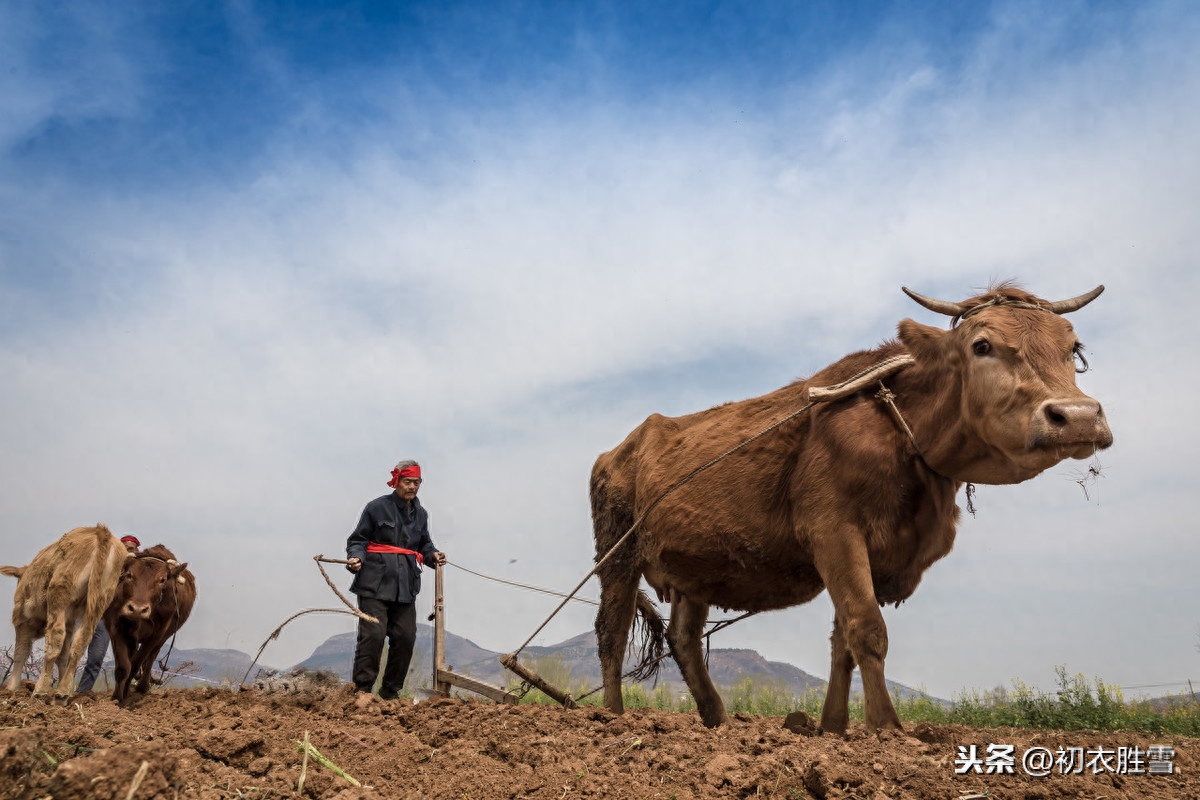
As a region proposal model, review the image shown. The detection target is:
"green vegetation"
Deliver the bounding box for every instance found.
[506,658,1200,736]
[946,665,1200,736]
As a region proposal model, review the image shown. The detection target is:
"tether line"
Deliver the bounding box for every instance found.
[509,400,817,659]
[447,560,599,606]
[508,354,916,662]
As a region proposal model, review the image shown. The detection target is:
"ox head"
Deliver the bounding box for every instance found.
[898,283,1113,484]
[116,554,189,621]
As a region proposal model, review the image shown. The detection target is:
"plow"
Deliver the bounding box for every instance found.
[244,352,922,708]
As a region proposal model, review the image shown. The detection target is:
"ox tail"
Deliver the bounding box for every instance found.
[625,590,667,683]
[591,459,667,683]
[0,565,25,580]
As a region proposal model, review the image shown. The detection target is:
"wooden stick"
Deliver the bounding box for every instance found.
[500,653,577,709]
[807,354,914,402]
[433,564,449,695]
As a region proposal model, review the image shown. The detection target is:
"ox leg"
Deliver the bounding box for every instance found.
[595,573,640,716]
[667,595,725,727]
[110,628,134,704]
[127,634,169,705]
[814,528,902,735]
[819,613,856,734]
[51,619,83,700]
[34,613,68,698]
[7,621,37,692]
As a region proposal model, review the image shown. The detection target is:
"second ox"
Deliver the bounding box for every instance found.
[105,544,197,706]
[591,283,1113,734]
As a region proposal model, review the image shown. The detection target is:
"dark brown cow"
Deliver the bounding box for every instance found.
[591,283,1113,733]
[3,525,126,700]
[104,544,196,706]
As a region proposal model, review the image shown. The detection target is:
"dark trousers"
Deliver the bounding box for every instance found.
[352,596,418,697]
[76,625,110,692]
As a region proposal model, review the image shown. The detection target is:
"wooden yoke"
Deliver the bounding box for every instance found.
[429,563,518,704]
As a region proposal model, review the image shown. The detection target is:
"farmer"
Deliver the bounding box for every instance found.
[345,459,446,698]
[76,534,141,692]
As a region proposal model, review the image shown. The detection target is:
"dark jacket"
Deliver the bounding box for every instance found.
[346,493,438,603]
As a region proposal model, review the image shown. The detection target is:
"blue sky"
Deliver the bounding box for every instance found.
[2,0,1198,702]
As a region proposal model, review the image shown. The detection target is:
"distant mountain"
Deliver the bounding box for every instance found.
[168,647,278,686]
[292,625,500,684]
[290,625,937,704]
[84,628,939,704]
[79,648,280,692]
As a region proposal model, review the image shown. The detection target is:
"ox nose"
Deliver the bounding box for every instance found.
[1029,398,1114,450]
[123,600,152,620]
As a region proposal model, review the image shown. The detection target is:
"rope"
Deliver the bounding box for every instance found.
[509,398,820,661]
[874,382,919,452]
[312,556,380,623]
[444,559,758,630]
[569,612,760,703]
[446,560,599,607]
[878,378,978,515]
[239,607,365,686]
[509,354,919,662]
[238,556,381,686]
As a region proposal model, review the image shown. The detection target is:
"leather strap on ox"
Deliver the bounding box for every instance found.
[366,542,425,569]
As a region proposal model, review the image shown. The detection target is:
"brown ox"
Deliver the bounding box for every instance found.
[104,544,196,706]
[2,525,127,700]
[591,284,1113,733]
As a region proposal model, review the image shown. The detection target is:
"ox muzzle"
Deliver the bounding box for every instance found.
[121,599,154,621]
[1027,397,1113,453]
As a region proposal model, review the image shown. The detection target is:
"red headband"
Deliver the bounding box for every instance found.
[120,536,140,547]
[387,464,422,487]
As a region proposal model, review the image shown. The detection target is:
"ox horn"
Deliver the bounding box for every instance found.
[901,287,966,317]
[166,559,179,567]
[1047,285,1104,314]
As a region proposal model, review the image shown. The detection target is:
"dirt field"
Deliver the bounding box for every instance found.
[1,684,1196,799]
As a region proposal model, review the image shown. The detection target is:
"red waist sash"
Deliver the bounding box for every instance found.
[365,542,424,568]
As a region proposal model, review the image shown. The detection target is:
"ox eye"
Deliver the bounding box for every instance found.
[972,339,991,356]
[1073,343,1090,374]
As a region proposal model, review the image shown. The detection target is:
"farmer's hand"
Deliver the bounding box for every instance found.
[346,557,362,573]
[432,551,447,566]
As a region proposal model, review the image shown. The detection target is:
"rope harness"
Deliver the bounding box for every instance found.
[510,354,926,665]
[255,354,946,695]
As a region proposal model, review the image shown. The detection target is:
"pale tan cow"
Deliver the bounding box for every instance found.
[2,524,127,700]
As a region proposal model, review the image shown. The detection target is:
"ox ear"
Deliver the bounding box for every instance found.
[168,561,189,578]
[897,318,946,362]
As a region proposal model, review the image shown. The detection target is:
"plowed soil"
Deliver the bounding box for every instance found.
[1,684,1195,799]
